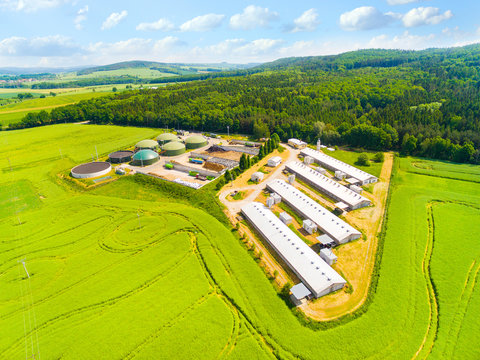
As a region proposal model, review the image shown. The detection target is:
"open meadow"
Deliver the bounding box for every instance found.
[0,124,479,359]
[0,91,114,128]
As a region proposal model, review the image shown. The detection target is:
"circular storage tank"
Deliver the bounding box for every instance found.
[185,135,207,149]
[135,139,158,150]
[71,162,111,179]
[162,141,186,156]
[108,150,134,163]
[132,149,159,166]
[156,133,178,145]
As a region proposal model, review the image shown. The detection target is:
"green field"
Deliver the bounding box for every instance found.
[57,68,177,80]
[320,147,384,178]
[1,124,479,359]
[0,91,114,128]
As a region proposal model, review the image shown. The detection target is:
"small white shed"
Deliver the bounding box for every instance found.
[272,193,282,204]
[251,172,264,182]
[304,156,314,165]
[316,167,326,175]
[335,171,346,180]
[302,219,317,234]
[268,156,282,167]
[290,283,312,306]
[279,212,292,225]
[266,197,275,208]
[288,174,296,184]
[320,248,338,265]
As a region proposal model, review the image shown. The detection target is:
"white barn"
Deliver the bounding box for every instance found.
[285,162,371,210]
[241,202,346,298]
[268,156,282,167]
[251,172,264,182]
[266,179,362,244]
[301,147,378,185]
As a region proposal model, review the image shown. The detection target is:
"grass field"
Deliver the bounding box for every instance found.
[1,124,479,359]
[57,68,177,80]
[0,91,114,128]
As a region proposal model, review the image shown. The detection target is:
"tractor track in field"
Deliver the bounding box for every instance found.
[1,246,194,358]
[412,203,440,360]
[442,259,480,358]
[0,226,192,321]
[413,200,480,360]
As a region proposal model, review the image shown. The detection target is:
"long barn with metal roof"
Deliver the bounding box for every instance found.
[285,161,371,210]
[301,148,378,185]
[266,179,361,244]
[241,202,346,298]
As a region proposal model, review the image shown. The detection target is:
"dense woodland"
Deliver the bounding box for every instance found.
[10,44,480,163]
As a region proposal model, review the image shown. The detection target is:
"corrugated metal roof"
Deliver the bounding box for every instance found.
[301,148,377,183]
[241,202,346,297]
[285,161,371,209]
[267,179,361,244]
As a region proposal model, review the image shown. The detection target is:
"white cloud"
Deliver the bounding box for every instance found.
[0,0,72,12]
[101,10,128,30]
[0,35,83,56]
[340,6,396,31]
[74,5,88,30]
[290,8,319,33]
[402,7,453,27]
[386,0,419,5]
[230,5,278,30]
[368,31,435,49]
[136,18,174,32]
[180,13,225,32]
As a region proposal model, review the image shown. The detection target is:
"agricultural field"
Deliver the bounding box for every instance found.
[0,90,115,128]
[57,68,177,80]
[0,124,479,359]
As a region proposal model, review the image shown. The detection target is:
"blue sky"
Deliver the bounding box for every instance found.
[0,0,478,67]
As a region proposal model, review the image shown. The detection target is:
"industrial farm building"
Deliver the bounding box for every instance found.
[156,133,179,145]
[288,138,307,149]
[108,150,134,163]
[185,135,208,149]
[267,179,362,244]
[135,139,159,151]
[71,162,111,179]
[301,148,378,185]
[162,141,186,156]
[132,149,159,166]
[241,202,346,299]
[285,162,371,210]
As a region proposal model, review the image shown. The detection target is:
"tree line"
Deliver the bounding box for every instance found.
[8,45,480,164]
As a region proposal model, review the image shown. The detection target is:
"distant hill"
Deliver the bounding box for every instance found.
[0,66,89,75]
[77,61,258,76]
[257,44,480,71]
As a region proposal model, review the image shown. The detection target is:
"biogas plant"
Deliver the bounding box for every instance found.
[69,131,259,188]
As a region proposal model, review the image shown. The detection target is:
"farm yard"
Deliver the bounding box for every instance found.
[0,124,479,359]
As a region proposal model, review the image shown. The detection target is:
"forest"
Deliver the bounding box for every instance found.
[9,44,480,164]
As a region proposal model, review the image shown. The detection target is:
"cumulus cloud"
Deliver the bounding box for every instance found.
[74,5,88,30]
[0,0,72,12]
[402,7,453,27]
[101,10,128,30]
[136,18,174,31]
[230,5,278,30]
[340,6,396,31]
[368,31,435,49]
[290,8,319,33]
[0,35,83,56]
[180,13,225,32]
[386,0,419,5]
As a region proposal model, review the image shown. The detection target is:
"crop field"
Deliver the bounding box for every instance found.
[57,68,178,80]
[1,124,479,359]
[0,91,113,128]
